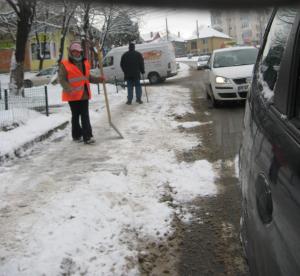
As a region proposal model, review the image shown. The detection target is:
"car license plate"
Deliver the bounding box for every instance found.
[238,84,249,91]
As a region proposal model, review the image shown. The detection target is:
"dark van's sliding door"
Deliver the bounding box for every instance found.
[244,8,300,276]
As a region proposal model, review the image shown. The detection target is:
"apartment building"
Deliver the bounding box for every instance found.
[211,10,271,45]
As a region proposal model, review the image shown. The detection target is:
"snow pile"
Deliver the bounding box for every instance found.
[235,154,239,178]
[172,121,213,129]
[0,109,68,157]
[176,56,200,62]
[0,108,33,129]
[1,171,172,275]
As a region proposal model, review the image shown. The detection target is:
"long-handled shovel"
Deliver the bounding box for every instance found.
[96,45,124,139]
[142,74,149,103]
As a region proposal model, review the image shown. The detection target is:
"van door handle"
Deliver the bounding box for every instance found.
[111,67,115,70]
[255,173,273,224]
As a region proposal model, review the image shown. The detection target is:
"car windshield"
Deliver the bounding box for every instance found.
[213,48,258,68]
[198,55,210,61]
[37,67,56,76]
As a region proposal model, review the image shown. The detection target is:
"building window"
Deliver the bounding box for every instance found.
[31,42,51,60]
[202,39,207,44]
[191,40,197,50]
[242,29,253,43]
[242,22,250,28]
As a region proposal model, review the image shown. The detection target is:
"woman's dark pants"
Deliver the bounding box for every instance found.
[68,100,93,142]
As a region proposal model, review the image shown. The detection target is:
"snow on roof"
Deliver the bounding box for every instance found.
[188,26,231,40]
[141,31,186,43]
[158,32,186,42]
[140,33,155,42]
[140,32,161,42]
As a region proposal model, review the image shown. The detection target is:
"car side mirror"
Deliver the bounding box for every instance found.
[203,64,210,70]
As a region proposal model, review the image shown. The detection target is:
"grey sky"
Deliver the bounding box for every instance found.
[139,8,211,39]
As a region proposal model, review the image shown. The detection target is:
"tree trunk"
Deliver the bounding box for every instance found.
[57,31,67,64]
[8,0,36,95]
[10,17,30,95]
[57,4,74,64]
[38,31,48,71]
[39,11,48,71]
[9,51,24,96]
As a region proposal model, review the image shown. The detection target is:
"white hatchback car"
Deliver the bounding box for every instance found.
[24,67,57,88]
[205,46,258,107]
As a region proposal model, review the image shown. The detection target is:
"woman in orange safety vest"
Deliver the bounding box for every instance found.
[59,41,105,145]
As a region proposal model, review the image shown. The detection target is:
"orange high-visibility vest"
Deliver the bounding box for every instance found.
[61,59,91,102]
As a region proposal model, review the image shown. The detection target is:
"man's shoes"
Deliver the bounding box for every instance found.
[84,137,96,145]
[126,101,132,105]
[73,137,83,143]
[136,99,143,104]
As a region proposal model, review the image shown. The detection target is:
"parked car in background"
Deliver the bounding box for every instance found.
[240,7,300,276]
[204,46,258,107]
[24,67,57,88]
[197,54,210,70]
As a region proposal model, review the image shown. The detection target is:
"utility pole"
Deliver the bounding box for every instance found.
[196,20,200,55]
[166,17,169,41]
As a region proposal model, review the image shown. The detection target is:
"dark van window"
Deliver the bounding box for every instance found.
[256,8,297,102]
[103,56,114,67]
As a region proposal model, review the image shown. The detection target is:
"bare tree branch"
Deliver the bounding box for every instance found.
[6,0,20,17]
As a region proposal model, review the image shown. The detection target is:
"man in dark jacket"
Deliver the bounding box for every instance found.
[120,43,145,104]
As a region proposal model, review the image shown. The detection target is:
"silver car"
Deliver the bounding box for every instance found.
[24,67,57,88]
[197,55,210,70]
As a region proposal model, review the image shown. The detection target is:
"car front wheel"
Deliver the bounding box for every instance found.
[207,86,221,108]
[24,80,33,88]
[212,95,221,108]
[148,72,160,84]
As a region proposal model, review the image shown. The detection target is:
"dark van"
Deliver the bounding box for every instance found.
[239,7,300,276]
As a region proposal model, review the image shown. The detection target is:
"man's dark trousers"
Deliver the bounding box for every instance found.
[127,79,142,102]
[68,100,93,141]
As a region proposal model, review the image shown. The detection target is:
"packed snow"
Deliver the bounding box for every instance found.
[0,63,217,275]
[172,121,213,129]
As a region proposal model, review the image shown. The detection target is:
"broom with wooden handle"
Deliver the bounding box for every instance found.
[96,44,124,139]
[142,74,149,103]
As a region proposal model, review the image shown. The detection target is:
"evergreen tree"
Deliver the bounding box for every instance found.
[105,11,140,48]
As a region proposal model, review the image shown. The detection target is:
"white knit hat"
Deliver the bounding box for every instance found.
[69,41,83,52]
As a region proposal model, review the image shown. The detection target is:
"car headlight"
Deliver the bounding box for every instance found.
[246,77,252,83]
[215,76,231,84]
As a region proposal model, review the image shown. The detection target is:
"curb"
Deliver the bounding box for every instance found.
[0,121,69,163]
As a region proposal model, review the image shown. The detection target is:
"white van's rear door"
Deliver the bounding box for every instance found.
[166,43,178,77]
[102,55,117,83]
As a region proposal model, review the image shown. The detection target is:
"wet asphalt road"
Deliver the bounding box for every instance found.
[163,67,250,276]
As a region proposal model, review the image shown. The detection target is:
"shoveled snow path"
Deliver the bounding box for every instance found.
[0,72,216,275]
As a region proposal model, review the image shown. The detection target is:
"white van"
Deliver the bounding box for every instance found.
[101,41,177,84]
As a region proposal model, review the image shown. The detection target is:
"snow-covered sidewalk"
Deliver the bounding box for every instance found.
[0,64,217,275]
[0,80,115,159]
